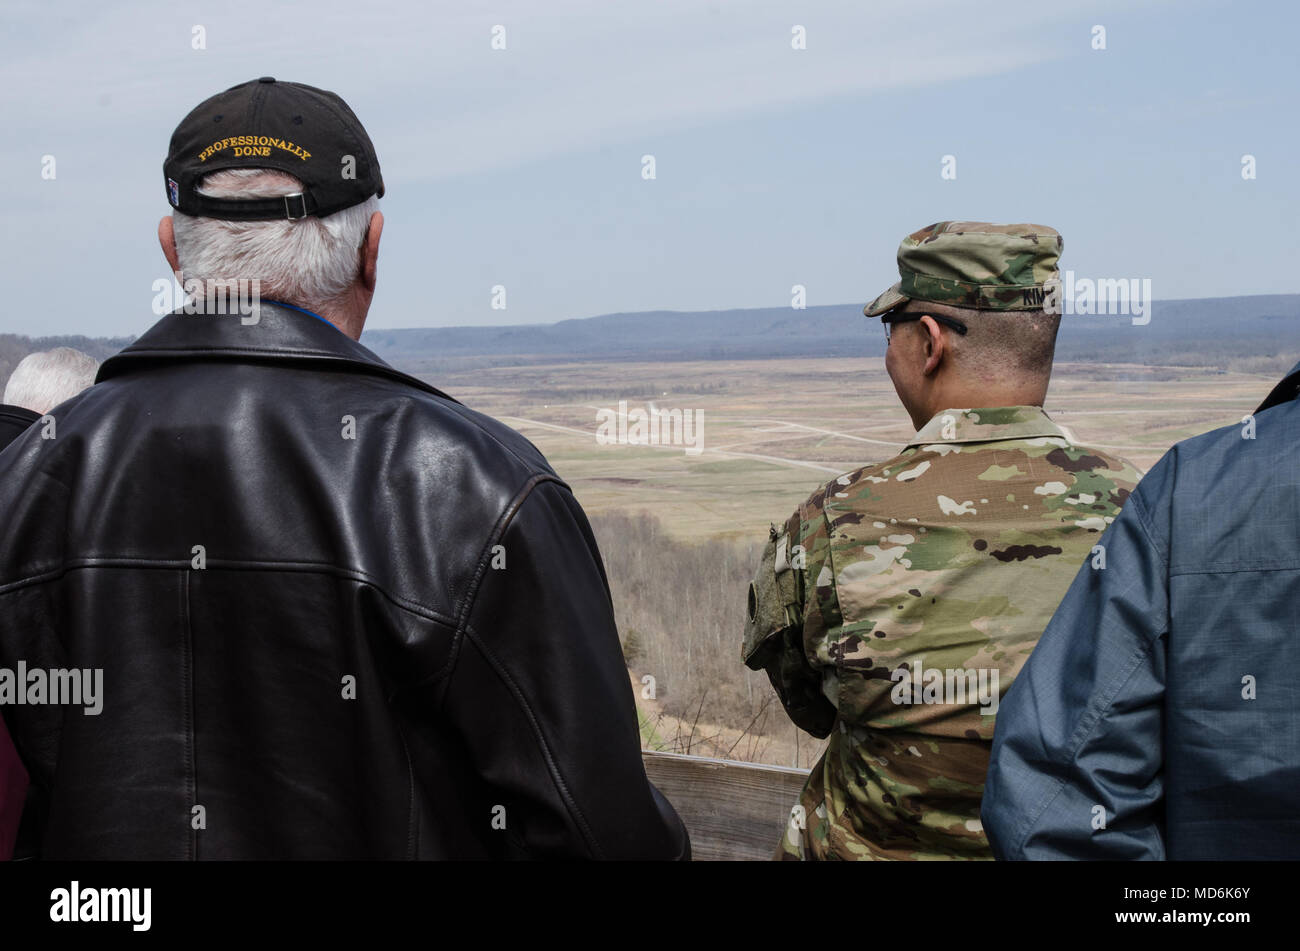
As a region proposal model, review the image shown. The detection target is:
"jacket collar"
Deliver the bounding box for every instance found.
[98,301,458,404]
[0,404,41,427]
[907,405,1069,449]
[1255,359,1300,414]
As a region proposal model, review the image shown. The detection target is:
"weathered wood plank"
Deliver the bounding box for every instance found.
[642,749,808,861]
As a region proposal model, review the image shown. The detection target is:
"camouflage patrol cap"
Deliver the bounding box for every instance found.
[864,221,1063,317]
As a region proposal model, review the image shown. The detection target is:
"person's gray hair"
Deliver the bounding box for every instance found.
[170,168,379,314]
[4,347,101,415]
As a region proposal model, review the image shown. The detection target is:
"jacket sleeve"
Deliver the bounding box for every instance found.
[983,453,1174,860]
[441,476,690,860]
[742,514,836,739]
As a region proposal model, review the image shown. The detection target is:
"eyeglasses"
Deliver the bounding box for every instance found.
[881,311,969,344]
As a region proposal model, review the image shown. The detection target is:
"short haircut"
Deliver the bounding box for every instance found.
[171,169,379,315]
[4,347,100,415]
[895,299,1061,379]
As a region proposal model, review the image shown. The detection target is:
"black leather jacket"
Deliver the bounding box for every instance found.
[0,405,39,450]
[0,303,688,860]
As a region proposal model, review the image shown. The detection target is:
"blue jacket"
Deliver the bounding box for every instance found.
[983,362,1300,860]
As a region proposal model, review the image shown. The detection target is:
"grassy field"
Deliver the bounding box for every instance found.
[433,357,1271,541]
[416,357,1277,768]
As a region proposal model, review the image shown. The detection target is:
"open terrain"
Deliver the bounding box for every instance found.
[5,297,1294,770]
[426,357,1274,542]
[410,356,1279,768]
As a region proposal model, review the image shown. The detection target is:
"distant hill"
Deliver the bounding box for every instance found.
[360,294,1300,373]
[4,295,1296,386]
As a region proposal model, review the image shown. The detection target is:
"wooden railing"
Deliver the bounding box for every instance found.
[641,749,808,861]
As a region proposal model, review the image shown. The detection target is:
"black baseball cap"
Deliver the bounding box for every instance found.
[163,77,384,221]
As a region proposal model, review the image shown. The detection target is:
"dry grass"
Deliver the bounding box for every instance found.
[589,511,772,732]
[591,510,827,769]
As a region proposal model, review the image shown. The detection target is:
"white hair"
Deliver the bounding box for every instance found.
[4,347,101,415]
[170,168,379,314]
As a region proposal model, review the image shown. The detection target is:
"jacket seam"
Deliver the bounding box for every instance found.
[1008,635,1160,859]
[905,429,1069,450]
[815,495,850,718]
[1168,562,1300,576]
[396,721,418,860]
[0,409,40,426]
[182,569,197,862]
[101,347,460,405]
[454,473,564,629]
[117,344,356,358]
[460,625,605,859]
[420,474,570,689]
[0,560,459,630]
[1125,487,1169,577]
[428,476,605,856]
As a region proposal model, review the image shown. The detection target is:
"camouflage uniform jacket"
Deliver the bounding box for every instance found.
[742,406,1141,860]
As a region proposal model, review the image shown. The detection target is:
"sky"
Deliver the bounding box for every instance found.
[1,0,1296,337]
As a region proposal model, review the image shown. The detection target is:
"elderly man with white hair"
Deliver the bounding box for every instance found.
[0,78,687,861]
[3,347,100,418]
[0,346,98,858]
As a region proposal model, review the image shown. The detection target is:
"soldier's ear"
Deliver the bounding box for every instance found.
[920,315,946,376]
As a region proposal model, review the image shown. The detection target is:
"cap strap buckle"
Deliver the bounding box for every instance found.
[283,193,308,220]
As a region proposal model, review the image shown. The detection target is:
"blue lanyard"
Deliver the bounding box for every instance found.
[262,299,337,331]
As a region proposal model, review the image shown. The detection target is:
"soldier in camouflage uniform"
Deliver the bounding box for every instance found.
[742,222,1141,860]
